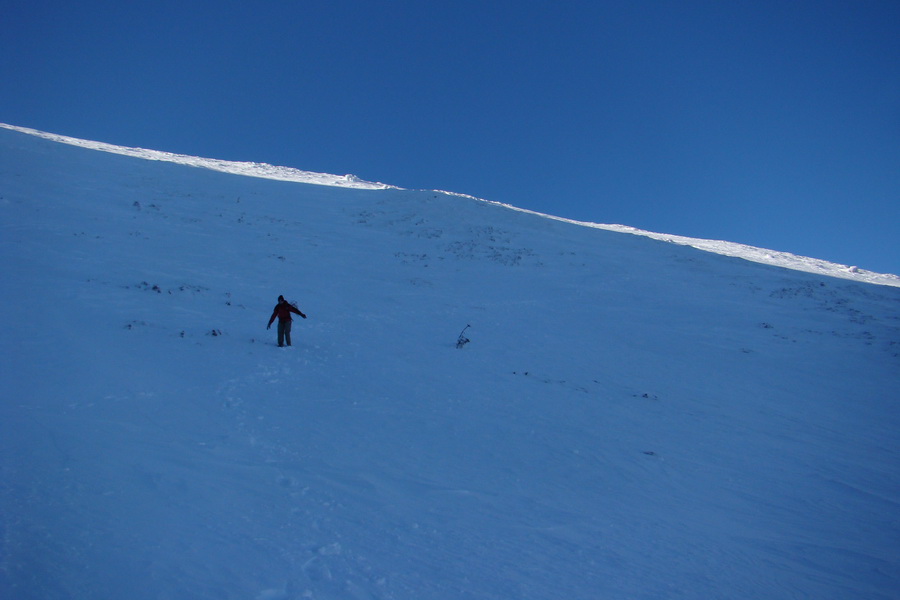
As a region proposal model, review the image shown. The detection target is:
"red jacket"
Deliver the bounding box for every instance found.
[268,300,305,326]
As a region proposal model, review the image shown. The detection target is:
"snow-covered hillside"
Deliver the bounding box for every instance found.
[1,125,899,600]
[3,122,897,288]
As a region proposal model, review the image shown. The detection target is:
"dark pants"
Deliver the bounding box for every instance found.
[277,320,292,346]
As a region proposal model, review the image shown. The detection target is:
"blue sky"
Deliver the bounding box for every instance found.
[4,0,898,274]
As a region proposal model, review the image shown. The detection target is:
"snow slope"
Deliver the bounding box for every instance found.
[1,125,899,600]
[3,122,897,288]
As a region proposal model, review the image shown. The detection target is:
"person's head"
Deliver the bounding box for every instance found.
[278,295,285,303]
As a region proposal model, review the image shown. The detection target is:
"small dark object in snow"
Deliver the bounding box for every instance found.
[456,324,471,349]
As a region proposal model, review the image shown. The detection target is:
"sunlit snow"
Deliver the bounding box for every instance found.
[4,123,897,287]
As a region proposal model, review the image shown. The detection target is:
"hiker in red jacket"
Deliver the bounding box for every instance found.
[267,295,307,347]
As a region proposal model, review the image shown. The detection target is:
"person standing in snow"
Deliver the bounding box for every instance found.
[267,295,307,347]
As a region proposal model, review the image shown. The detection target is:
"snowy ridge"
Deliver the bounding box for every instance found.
[463,195,900,288]
[0,123,396,190]
[5,123,897,286]
[581,223,900,288]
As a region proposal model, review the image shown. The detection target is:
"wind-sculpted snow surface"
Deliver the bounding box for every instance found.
[1,126,899,600]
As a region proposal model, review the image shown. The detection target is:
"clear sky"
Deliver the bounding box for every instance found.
[4,0,898,274]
